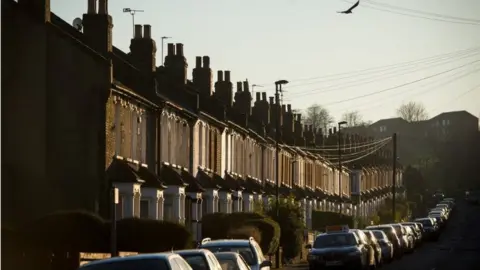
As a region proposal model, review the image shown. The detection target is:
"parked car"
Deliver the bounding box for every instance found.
[350,229,377,268]
[362,230,384,266]
[365,225,403,259]
[79,253,193,270]
[214,252,251,270]
[176,249,223,270]
[199,238,271,270]
[306,226,372,270]
[386,224,413,253]
[414,217,439,241]
[402,226,416,250]
[369,230,394,263]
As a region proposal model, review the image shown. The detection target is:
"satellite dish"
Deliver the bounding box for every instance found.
[73,18,83,31]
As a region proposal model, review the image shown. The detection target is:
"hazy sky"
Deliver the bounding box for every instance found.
[51,0,480,123]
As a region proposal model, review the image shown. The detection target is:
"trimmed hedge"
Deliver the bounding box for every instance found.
[311,211,355,231]
[227,225,262,243]
[201,212,281,255]
[114,218,193,252]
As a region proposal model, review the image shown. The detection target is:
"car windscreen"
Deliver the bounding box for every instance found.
[313,233,357,248]
[372,231,386,240]
[81,259,169,270]
[373,227,396,241]
[180,254,209,270]
[202,246,256,266]
[416,219,433,226]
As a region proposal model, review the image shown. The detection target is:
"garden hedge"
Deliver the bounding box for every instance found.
[311,211,355,231]
[201,212,280,255]
[114,218,193,252]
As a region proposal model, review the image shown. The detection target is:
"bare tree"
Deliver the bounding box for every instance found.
[341,111,364,127]
[396,101,429,122]
[304,104,334,133]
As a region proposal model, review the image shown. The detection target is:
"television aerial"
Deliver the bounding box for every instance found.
[72,18,83,32]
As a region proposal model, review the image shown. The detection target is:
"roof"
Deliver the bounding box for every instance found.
[371,117,408,126]
[80,253,179,268]
[429,110,478,120]
[200,239,252,246]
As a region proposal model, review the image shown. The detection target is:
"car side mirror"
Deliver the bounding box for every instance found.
[260,261,272,268]
[305,244,312,249]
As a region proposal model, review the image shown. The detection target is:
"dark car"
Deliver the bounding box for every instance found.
[306,231,371,270]
[365,225,403,259]
[362,230,383,266]
[414,218,440,241]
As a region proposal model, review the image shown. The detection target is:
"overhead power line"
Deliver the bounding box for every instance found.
[291,50,480,98]
[274,46,480,89]
[364,0,480,24]
[335,63,480,114]
[297,137,391,152]
[342,140,391,164]
[340,0,480,26]
[430,83,480,113]
[319,58,480,106]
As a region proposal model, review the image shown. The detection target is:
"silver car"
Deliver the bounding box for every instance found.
[79,253,192,270]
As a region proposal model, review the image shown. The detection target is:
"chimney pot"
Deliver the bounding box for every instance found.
[225,71,231,82]
[309,125,313,131]
[167,43,175,56]
[217,71,224,82]
[287,104,292,112]
[236,82,243,92]
[243,81,249,92]
[333,127,337,133]
[269,97,274,104]
[176,43,184,56]
[203,56,210,68]
[281,104,286,112]
[98,0,107,14]
[262,92,267,101]
[143,25,151,38]
[304,124,308,131]
[318,128,323,135]
[195,57,202,68]
[87,0,97,14]
[297,114,302,121]
[134,25,143,39]
[329,128,333,135]
[256,92,261,101]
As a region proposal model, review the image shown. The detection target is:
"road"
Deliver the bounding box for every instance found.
[383,200,480,270]
[286,200,480,270]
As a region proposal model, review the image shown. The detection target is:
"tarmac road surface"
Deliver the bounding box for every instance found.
[287,200,480,270]
[382,200,480,270]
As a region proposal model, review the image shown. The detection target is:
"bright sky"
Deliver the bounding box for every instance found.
[51,0,480,123]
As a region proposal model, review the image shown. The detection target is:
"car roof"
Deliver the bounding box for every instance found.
[201,239,252,246]
[176,249,212,255]
[80,253,178,268]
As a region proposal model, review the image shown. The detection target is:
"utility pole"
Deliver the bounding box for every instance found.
[274,80,288,269]
[392,133,397,223]
[338,121,347,213]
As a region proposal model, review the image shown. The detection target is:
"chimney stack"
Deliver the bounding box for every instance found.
[225,71,231,82]
[243,81,249,92]
[203,56,210,68]
[269,97,274,104]
[256,92,261,101]
[297,114,302,122]
[329,128,333,135]
[134,25,143,39]
[176,43,184,56]
[287,104,292,113]
[167,43,175,56]
[98,0,107,14]
[304,124,308,131]
[217,71,224,82]
[333,127,337,134]
[262,92,267,101]
[143,24,151,38]
[282,104,286,112]
[87,0,96,14]
[237,82,243,92]
[195,56,202,68]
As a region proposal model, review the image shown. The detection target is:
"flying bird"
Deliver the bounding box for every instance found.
[338,0,360,14]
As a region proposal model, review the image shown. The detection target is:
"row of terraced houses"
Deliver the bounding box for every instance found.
[3,0,404,239]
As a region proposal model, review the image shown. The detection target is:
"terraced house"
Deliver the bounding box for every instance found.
[2,0,404,232]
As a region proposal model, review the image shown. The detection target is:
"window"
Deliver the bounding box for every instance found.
[116,195,124,219]
[140,199,149,218]
[379,126,387,132]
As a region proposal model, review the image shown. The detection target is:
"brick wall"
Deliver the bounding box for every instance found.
[105,95,116,168]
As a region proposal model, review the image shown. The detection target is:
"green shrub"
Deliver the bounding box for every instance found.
[227,225,262,243]
[23,210,107,252]
[244,218,280,255]
[201,213,281,255]
[115,218,192,252]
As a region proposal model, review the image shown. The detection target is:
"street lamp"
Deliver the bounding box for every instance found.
[122,8,144,38]
[274,79,288,269]
[338,121,347,213]
[161,36,172,66]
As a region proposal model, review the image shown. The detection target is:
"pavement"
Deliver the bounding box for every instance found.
[282,200,480,270]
